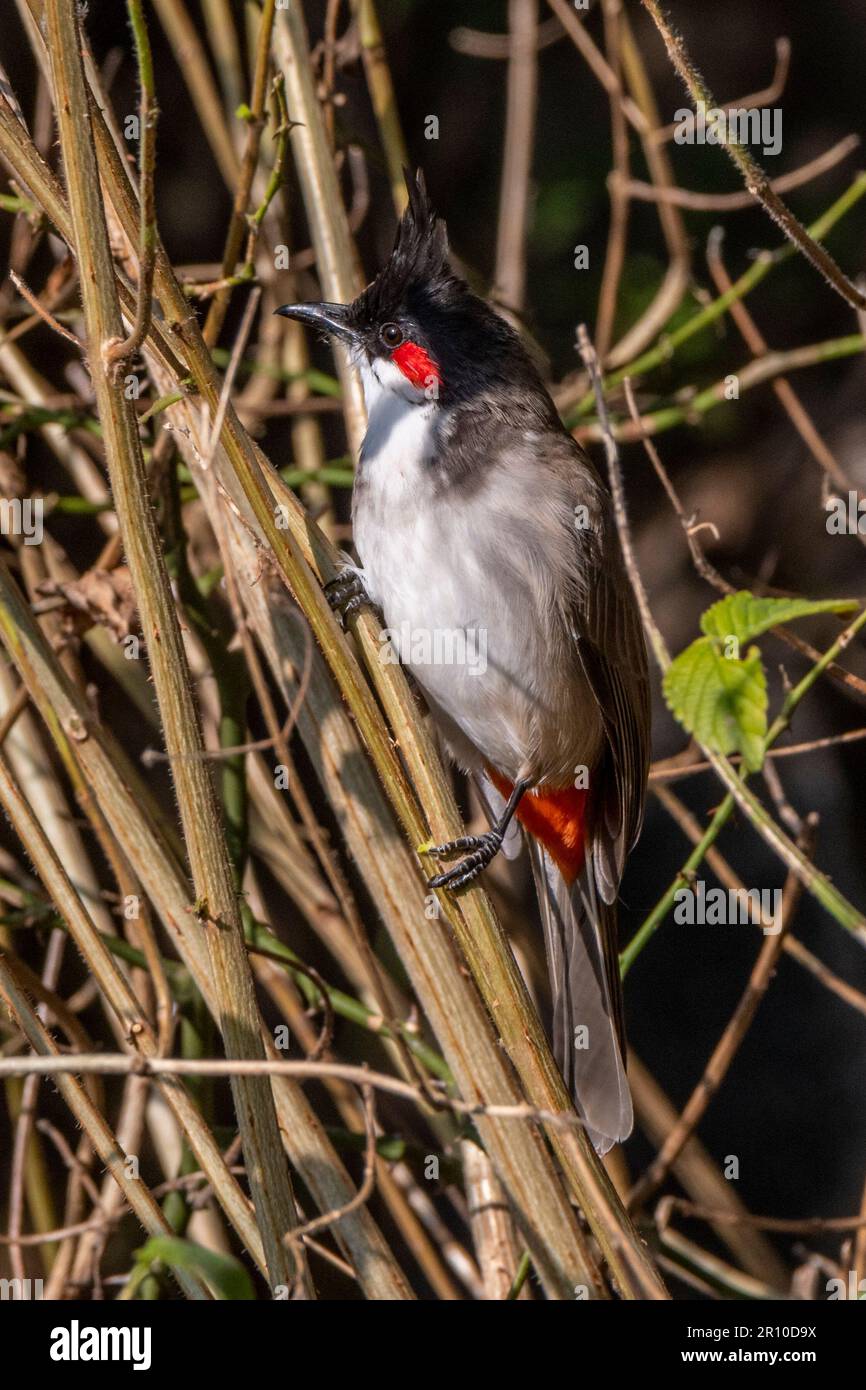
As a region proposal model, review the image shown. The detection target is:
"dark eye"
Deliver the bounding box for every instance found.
[380,322,403,349]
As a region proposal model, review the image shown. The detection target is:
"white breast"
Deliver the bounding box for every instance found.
[351,358,597,784]
[352,354,440,605]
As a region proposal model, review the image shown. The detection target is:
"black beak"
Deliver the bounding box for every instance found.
[274,301,358,345]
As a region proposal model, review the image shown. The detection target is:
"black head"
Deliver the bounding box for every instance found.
[276,170,555,417]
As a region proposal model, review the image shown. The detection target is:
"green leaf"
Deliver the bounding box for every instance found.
[716,644,767,771]
[700,592,857,645]
[666,590,859,769]
[135,1236,255,1300]
[663,637,767,771]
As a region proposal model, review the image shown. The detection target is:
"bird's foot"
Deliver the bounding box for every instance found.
[424,829,503,891]
[324,568,372,626]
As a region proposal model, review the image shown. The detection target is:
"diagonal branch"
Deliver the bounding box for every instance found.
[641,0,866,311]
[43,0,304,1296]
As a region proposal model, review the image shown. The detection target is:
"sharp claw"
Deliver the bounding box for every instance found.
[324,569,372,626]
[324,568,361,593]
[426,830,503,892]
[424,835,483,858]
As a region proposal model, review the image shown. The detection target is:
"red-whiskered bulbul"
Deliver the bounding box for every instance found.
[276,171,650,1151]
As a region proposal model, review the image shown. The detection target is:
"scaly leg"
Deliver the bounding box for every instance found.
[426,779,530,891]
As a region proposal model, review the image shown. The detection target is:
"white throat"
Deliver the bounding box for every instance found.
[357,354,439,489]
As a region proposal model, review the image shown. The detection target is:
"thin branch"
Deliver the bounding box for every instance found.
[577,327,669,669]
[203,285,261,466]
[449,15,564,58]
[629,821,815,1210]
[594,0,630,361]
[659,1195,866,1236]
[651,726,866,783]
[150,0,239,190]
[283,1079,377,1247]
[624,369,866,698]
[545,0,648,134]
[619,133,859,210]
[652,36,791,143]
[8,268,83,347]
[203,0,277,346]
[602,9,691,369]
[706,224,866,538]
[0,1049,653,1132]
[623,375,730,593]
[0,745,270,1279]
[106,0,158,367]
[493,0,538,316]
[641,0,866,311]
[44,0,303,1296]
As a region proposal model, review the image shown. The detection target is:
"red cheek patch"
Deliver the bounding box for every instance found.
[392,342,442,392]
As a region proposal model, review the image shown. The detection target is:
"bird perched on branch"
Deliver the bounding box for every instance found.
[277,171,650,1152]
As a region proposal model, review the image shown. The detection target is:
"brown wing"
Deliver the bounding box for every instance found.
[561,449,651,1056]
[573,508,651,905]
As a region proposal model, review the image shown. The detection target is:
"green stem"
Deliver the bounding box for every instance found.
[506,1250,533,1300]
[583,334,866,441]
[564,173,866,424]
[624,607,866,973]
[245,919,452,1082]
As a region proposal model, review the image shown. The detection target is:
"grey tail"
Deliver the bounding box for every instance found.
[527,840,633,1154]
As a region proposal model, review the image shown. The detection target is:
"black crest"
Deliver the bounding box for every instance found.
[348,168,557,420]
[355,169,452,322]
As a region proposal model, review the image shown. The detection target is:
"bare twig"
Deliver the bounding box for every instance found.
[652,36,791,143]
[654,727,866,787]
[493,0,538,316]
[705,225,866,544]
[629,820,815,1210]
[351,0,410,216]
[0,957,211,1300]
[450,15,564,58]
[8,268,83,347]
[203,0,277,346]
[641,0,866,311]
[620,134,859,210]
[44,0,303,1295]
[282,1079,377,1249]
[659,1194,866,1236]
[106,0,158,367]
[594,0,630,360]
